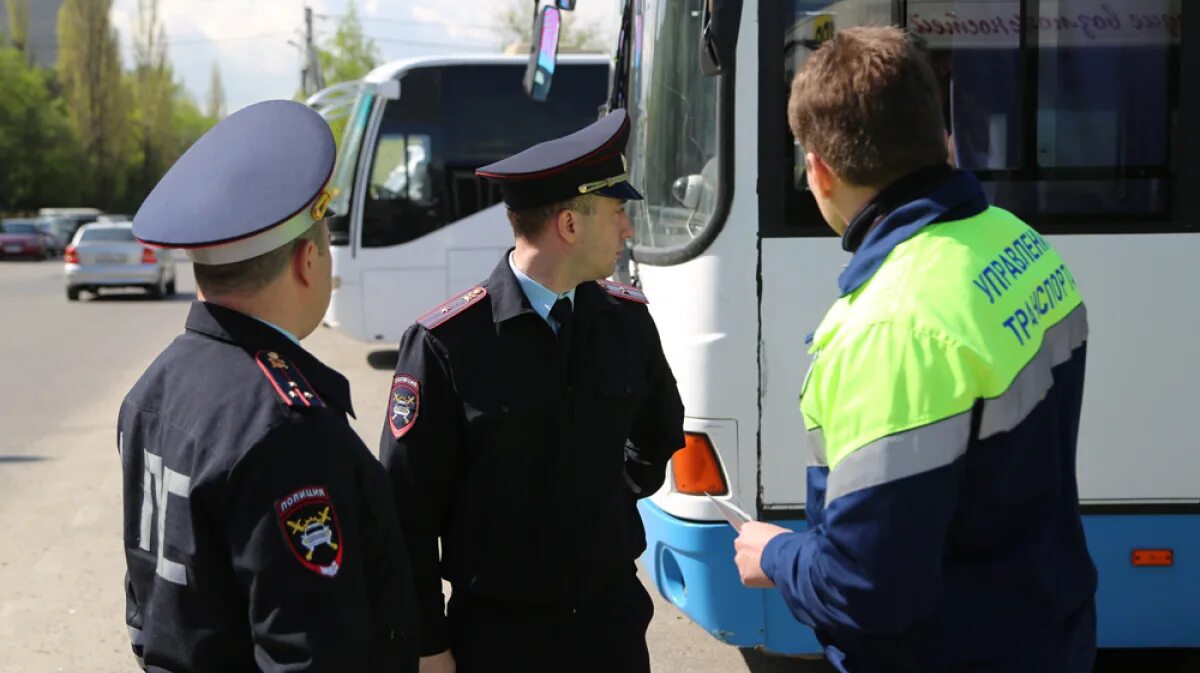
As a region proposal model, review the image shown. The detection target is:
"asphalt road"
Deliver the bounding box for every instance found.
[0,258,1195,672]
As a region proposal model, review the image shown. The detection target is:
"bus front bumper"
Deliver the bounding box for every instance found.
[639,500,1200,652]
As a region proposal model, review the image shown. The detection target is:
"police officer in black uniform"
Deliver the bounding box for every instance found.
[119,100,418,672]
[379,109,685,673]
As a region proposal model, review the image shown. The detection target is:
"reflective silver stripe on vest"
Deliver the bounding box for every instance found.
[806,427,827,467]
[825,411,972,504]
[979,304,1088,439]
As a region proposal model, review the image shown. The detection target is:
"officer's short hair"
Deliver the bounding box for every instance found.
[507,194,597,241]
[194,222,327,296]
[788,26,947,188]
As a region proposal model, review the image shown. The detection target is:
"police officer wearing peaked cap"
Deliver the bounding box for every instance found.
[119,99,419,672]
[379,108,685,673]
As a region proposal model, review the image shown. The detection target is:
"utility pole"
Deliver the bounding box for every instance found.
[300,5,325,96]
[302,6,314,96]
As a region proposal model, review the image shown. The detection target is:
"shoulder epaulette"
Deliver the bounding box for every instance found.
[597,279,649,304]
[255,350,325,409]
[417,286,488,329]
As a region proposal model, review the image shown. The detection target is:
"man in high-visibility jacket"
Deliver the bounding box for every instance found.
[733,26,1097,673]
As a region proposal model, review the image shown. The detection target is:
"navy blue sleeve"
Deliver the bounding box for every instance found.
[760,460,964,638]
[624,313,685,496]
[379,326,462,656]
[225,419,379,671]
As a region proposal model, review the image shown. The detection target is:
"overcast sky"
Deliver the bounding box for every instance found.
[108,0,619,113]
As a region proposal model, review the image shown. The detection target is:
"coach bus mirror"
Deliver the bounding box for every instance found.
[524,6,562,102]
[556,0,576,9]
[699,0,743,77]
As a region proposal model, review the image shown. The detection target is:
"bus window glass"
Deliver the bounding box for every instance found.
[627,0,722,254]
[360,63,608,248]
[781,1,893,235]
[780,0,1183,231]
[918,0,1182,221]
[371,134,434,206]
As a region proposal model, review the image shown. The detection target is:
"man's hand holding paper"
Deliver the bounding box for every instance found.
[733,521,790,589]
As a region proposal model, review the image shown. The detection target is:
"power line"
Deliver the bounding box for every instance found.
[29,33,493,51]
[367,36,497,51]
[317,13,496,31]
[171,32,293,45]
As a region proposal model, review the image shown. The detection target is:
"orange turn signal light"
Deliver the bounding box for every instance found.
[672,432,727,496]
[1132,549,1174,567]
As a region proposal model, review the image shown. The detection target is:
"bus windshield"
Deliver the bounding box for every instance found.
[626,0,723,259]
[358,63,609,249]
[328,83,374,242]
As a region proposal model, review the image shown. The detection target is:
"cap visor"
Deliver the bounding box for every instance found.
[596,182,643,201]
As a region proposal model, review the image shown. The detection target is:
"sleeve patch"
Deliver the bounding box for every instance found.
[388,375,420,439]
[276,486,343,577]
[255,351,325,409]
[417,287,488,329]
[597,279,649,304]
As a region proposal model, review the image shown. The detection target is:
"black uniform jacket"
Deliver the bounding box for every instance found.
[118,302,418,673]
[380,255,686,655]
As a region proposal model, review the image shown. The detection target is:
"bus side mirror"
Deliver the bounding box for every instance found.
[524,5,562,102]
[699,0,743,77]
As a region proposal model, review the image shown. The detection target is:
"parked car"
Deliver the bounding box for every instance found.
[37,208,104,241]
[64,222,176,301]
[35,216,72,255]
[0,218,54,260]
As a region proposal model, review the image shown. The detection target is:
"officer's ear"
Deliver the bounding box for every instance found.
[292,236,321,289]
[554,207,580,244]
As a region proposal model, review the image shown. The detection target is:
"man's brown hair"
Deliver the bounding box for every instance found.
[788,26,947,188]
[507,194,597,241]
[193,222,328,296]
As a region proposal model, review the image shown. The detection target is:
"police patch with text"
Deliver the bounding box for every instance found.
[389,374,420,439]
[276,486,343,577]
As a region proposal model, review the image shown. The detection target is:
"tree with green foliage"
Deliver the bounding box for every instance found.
[0,0,216,215]
[317,0,380,86]
[0,46,84,211]
[127,0,175,204]
[5,0,30,61]
[175,84,216,154]
[57,0,129,209]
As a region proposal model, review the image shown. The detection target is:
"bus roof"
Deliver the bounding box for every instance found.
[38,207,102,216]
[361,53,609,85]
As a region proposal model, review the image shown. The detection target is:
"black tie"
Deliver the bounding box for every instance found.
[550,296,573,341]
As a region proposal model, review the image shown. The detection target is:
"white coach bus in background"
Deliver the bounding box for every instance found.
[317,53,609,343]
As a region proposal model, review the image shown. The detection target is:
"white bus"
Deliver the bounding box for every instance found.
[608,0,1199,656]
[320,54,610,343]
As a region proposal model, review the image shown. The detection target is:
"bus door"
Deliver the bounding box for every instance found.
[757,4,891,510]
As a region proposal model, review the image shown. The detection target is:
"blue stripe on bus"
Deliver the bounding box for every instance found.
[638,500,1200,652]
[1086,514,1200,647]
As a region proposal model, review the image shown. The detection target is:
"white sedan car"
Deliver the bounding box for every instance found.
[65,222,176,301]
